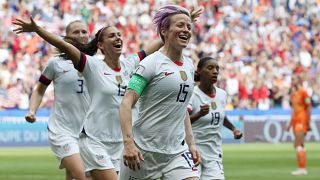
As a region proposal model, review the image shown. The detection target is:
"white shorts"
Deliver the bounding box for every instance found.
[48,130,80,169]
[198,159,225,180]
[119,147,199,180]
[79,135,122,172]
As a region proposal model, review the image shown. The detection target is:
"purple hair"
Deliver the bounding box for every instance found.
[153,5,190,41]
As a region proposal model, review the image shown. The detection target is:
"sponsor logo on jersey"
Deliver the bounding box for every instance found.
[116,75,123,84]
[211,102,217,110]
[63,70,71,73]
[179,71,187,81]
[103,72,111,75]
[164,72,174,76]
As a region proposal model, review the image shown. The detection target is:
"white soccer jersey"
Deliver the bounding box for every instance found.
[132,51,195,154]
[40,57,90,137]
[188,86,227,161]
[78,52,144,143]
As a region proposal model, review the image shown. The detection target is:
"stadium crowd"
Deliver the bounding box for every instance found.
[1,0,320,110]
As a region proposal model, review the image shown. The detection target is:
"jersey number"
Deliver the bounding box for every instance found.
[77,79,84,93]
[211,112,220,126]
[118,85,127,96]
[176,84,189,102]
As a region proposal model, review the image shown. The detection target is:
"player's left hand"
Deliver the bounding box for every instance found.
[189,5,204,22]
[189,144,201,167]
[233,129,243,139]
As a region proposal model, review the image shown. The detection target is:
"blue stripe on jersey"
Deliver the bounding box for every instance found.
[39,74,52,86]
[78,53,87,72]
[137,50,146,61]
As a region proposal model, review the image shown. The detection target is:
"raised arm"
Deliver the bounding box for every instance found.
[143,39,164,56]
[25,83,48,123]
[223,116,243,139]
[189,104,210,123]
[13,17,81,67]
[119,89,143,171]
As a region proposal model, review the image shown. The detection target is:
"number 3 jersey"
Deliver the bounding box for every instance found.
[77,53,144,143]
[188,86,227,161]
[40,57,90,137]
[132,51,195,154]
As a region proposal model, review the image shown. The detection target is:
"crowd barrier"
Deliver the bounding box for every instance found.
[0,108,319,146]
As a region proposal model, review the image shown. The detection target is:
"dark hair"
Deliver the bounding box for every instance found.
[194,57,217,81]
[153,5,190,42]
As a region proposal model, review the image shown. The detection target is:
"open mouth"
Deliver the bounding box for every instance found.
[178,34,189,41]
[113,41,122,49]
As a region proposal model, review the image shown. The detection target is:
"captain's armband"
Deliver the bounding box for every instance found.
[128,74,148,95]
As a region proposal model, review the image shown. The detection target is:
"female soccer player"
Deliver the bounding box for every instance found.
[286,75,311,176]
[25,20,90,180]
[188,57,242,180]
[13,18,163,180]
[119,5,201,180]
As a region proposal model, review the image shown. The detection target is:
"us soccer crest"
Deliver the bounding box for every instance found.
[211,102,217,110]
[179,71,188,81]
[115,75,123,84]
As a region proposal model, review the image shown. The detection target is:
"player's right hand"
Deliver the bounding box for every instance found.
[198,104,210,117]
[123,139,144,171]
[12,16,38,34]
[25,112,36,123]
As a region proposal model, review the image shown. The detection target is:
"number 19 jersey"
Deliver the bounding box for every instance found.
[188,86,227,161]
[132,51,195,154]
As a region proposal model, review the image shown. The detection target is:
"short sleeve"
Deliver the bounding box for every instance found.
[76,53,96,78]
[39,58,56,86]
[123,50,147,73]
[133,56,156,82]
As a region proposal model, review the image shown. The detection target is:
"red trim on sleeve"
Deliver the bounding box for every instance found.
[78,53,87,72]
[39,75,52,86]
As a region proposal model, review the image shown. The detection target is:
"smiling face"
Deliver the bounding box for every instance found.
[97,26,123,58]
[198,59,220,85]
[66,21,89,44]
[161,13,192,50]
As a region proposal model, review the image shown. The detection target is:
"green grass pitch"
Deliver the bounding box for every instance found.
[0,143,319,180]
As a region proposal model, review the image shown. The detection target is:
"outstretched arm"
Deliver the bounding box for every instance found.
[223,116,243,139]
[25,83,47,123]
[13,17,81,67]
[143,39,164,56]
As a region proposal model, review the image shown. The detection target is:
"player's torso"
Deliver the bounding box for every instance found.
[190,86,226,160]
[49,60,90,136]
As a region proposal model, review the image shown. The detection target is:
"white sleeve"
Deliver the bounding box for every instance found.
[133,56,156,82]
[39,58,56,85]
[123,51,146,73]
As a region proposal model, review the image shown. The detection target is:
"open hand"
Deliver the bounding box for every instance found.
[12,17,38,34]
[190,5,204,22]
[123,140,144,171]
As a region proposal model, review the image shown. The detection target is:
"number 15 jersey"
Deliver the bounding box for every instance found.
[132,51,195,154]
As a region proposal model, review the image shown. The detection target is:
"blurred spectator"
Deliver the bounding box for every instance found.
[1,0,320,110]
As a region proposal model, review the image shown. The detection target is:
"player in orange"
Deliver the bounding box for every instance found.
[286,75,311,176]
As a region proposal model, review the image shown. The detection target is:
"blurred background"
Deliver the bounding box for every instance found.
[0,0,319,180]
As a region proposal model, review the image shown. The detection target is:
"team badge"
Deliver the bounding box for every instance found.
[211,102,217,110]
[115,75,123,84]
[179,71,188,81]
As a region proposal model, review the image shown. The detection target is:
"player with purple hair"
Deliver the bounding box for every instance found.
[119,5,202,180]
